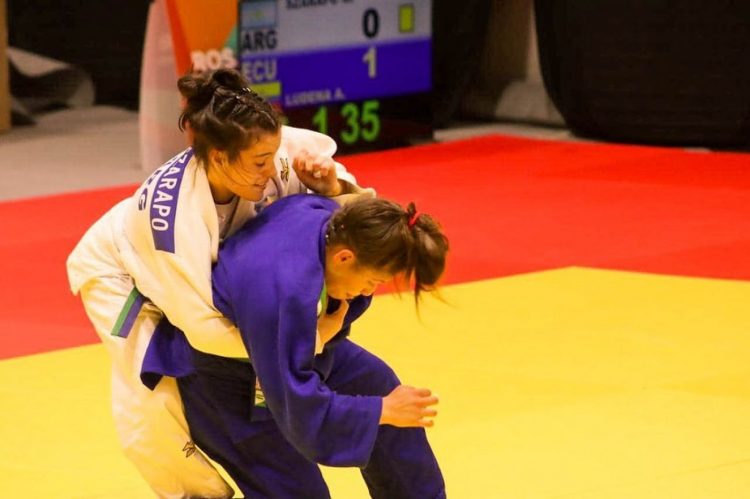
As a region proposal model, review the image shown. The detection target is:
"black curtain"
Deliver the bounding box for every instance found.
[7,0,151,109]
[535,0,750,147]
[432,0,492,128]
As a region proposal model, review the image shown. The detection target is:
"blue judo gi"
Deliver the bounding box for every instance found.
[142,195,445,499]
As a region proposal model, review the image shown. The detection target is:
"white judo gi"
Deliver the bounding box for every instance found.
[67,126,368,498]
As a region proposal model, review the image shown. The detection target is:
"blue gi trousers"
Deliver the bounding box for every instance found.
[177,339,446,499]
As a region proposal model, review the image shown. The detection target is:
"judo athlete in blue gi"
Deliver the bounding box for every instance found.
[143,194,449,498]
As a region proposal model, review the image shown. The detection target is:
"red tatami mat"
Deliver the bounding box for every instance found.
[1,135,749,358]
[347,136,750,284]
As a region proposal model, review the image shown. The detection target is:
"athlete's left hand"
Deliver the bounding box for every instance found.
[293,149,344,197]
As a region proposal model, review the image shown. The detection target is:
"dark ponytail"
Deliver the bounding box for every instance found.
[326,198,449,303]
[177,68,281,163]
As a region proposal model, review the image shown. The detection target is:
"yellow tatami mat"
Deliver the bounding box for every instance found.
[1,267,749,498]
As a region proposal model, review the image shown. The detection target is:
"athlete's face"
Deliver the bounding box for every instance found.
[325,247,393,300]
[208,130,282,202]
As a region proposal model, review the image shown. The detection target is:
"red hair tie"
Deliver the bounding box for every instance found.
[408,211,420,227]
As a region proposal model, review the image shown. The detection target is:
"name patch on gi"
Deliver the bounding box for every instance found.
[149,149,194,253]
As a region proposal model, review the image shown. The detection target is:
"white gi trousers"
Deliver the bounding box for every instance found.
[78,275,233,498]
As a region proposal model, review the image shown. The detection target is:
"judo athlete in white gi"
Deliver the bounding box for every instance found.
[142,195,449,498]
[66,69,372,498]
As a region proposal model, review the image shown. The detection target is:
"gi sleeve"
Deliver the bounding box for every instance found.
[216,258,382,467]
[280,126,375,199]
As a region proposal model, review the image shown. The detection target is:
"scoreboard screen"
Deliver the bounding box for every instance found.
[238,0,432,152]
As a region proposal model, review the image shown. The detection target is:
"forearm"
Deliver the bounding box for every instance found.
[273,390,382,467]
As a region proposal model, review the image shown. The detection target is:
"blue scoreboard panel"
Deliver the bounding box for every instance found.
[238,0,432,152]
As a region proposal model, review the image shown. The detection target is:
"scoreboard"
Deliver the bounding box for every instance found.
[237,0,432,152]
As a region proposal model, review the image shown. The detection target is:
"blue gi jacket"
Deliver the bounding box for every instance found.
[142,194,382,467]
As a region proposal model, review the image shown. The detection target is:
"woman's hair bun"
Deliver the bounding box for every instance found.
[178,71,212,104]
[178,68,249,107]
[211,68,246,92]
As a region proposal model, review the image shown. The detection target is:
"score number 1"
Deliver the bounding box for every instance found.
[313,100,382,145]
[363,46,377,78]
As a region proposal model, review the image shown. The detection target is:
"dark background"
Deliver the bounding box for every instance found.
[8,0,152,109]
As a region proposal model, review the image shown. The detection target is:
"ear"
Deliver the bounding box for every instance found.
[209,149,228,167]
[332,248,356,266]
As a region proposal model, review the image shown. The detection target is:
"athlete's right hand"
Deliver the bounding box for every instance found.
[380,385,439,428]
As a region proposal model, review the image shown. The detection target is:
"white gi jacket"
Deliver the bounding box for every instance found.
[68,125,364,358]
